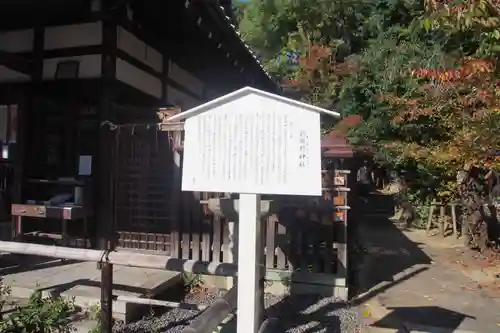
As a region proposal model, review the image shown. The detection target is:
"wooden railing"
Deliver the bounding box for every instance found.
[116,213,341,273]
[0,241,238,333]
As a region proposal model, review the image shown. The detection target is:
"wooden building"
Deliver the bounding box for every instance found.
[0,0,277,251]
[0,0,354,301]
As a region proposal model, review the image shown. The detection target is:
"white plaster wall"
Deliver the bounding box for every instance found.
[116,58,162,98]
[0,23,173,100]
[166,85,200,110]
[0,65,30,83]
[44,22,103,50]
[168,61,204,97]
[117,26,162,73]
[0,24,104,83]
[0,22,103,53]
[0,29,34,52]
[43,55,102,80]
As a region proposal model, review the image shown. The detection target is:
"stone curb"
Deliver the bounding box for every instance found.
[404,323,478,333]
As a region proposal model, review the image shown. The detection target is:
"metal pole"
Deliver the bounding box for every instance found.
[100,262,113,333]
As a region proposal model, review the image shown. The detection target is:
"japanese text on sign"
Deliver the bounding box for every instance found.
[182,104,322,196]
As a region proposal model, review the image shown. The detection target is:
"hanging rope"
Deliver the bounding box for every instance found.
[100,120,184,132]
[100,120,184,152]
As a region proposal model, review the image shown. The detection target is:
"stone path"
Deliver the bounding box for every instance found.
[356,193,500,333]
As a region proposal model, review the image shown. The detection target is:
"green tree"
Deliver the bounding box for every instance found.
[239,0,500,205]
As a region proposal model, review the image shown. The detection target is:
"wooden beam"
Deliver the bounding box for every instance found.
[182,285,238,333]
[179,3,244,90]
[114,48,202,101]
[161,44,169,104]
[0,2,103,30]
[120,0,196,79]
[116,295,208,311]
[194,3,258,84]
[0,241,238,276]
[0,50,32,76]
[167,30,225,84]
[258,318,280,333]
[13,4,44,214]
[118,0,239,96]
[110,9,204,101]
[95,3,118,249]
[198,2,277,91]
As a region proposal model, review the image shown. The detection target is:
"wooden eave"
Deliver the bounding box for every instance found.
[198,2,278,93]
[0,50,32,76]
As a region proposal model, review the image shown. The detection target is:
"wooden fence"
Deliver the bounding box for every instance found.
[116,210,341,274]
[111,124,351,296]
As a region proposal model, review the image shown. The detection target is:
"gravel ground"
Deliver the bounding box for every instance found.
[113,289,361,333]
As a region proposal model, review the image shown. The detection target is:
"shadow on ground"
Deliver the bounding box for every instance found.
[225,191,436,332]
[220,292,350,333]
[373,306,473,331]
[349,192,477,330]
[354,192,433,298]
[0,254,81,275]
[263,294,348,333]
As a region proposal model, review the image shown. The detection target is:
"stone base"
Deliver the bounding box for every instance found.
[201,269,347,300]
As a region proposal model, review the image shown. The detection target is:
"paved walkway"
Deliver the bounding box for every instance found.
[356,193,500,333]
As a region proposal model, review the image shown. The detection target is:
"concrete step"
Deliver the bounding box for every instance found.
[2,261,182,323]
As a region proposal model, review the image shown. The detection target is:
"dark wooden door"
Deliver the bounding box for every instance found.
[114,128,175,252]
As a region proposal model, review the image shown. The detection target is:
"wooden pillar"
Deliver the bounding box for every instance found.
[161,50,170,104]
[11,5,45,243]
[157,107,182,259]
[32,11,44,84]
[96,2,118,332]
[17,6,44,193]
[333,168,349,301]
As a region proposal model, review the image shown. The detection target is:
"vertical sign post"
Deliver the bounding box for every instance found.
[169,87,340,333]
[237,193,262,333]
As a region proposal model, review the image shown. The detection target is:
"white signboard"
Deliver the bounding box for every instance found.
[181,99,322,196]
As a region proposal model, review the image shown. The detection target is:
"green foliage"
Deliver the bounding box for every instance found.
[239,0,500,204]
[85,304,101,333]
[396,188,433,228]
[181,272,204,292]
[0,276,12,312]
[231,0,248,29]
[0,289,76,333]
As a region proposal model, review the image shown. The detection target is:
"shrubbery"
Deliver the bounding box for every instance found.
[0,277,101,333]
